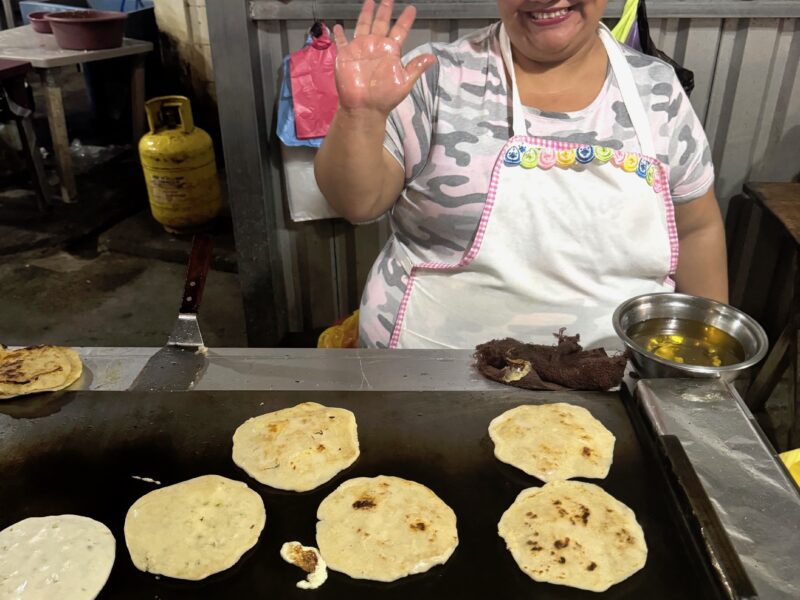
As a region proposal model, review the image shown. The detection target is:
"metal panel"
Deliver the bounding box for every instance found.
[655,19,681,57]
[256,20,304,332]
[251,0,800,20]
[750,18,800,184]
[706,18,799,209]
[682,19,724,123]
[209,2,800,337]
[457,18,492,39]
[205,0,286,345]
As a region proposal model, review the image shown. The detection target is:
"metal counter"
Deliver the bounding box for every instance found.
[638,379,800,600]
[19,348,800,598]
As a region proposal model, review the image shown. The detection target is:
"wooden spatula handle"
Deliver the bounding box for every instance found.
[180,234,213,315]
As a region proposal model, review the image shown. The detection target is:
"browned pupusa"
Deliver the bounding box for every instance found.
[316,476,459,582]
[498,480,647,592]
[232,402,360,492]
[489,403,615,481]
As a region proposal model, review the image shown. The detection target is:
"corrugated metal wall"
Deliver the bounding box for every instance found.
[213,2,800,336]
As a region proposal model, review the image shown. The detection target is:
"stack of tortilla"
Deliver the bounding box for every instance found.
[0,345,82,400]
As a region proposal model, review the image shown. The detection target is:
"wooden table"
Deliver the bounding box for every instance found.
[727,182,800,447]
[0,25,152,202]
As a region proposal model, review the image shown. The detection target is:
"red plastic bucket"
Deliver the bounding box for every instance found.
[45,10,128,51]
[28,12,54,34]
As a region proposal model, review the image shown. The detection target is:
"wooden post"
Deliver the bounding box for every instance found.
[39,68,77,203]
[1,0,14,30]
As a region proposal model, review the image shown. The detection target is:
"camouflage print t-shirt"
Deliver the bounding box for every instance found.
[358,23,715,348]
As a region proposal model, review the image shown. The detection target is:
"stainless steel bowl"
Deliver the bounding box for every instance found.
[612,293,768,381]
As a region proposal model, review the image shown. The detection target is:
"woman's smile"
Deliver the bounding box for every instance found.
[523,4,576,27]
[502,0,603,63]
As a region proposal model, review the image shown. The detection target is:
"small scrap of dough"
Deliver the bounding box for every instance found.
[131,475,161,485]
[316,475,458,582]
[489,403,615,481]
[0,345,82,400]
[0,514,115,600]
[124,474,265,581]
[232,402,360,492]
[280,542,328,590]
[498,480,647,592]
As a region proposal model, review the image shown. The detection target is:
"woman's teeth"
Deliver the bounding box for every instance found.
[530,8,571,20]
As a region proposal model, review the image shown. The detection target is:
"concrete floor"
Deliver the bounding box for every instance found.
[0,245,247,348]
[0,66,248,348]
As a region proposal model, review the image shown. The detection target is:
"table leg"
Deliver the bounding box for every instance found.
[39,69,77,203]
[131,55,146,150]
[16,116,52,212]
[746,315,796,413]
[791,328,800,448]
[2,0,14,30]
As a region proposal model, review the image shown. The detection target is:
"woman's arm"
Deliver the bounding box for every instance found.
[315,112,405,223]
[315,0,435,223]
[673,188,729,303]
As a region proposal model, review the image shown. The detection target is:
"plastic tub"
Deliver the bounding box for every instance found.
[20,0,88,24]
[45,10,127,50]
[28,11,54,33]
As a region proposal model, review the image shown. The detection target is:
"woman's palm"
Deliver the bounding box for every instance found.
[333,0,435,115]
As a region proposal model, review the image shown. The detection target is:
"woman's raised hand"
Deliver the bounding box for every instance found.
[333,0,436,116]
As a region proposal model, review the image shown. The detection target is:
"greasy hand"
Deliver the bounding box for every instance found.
[333,0,436,116]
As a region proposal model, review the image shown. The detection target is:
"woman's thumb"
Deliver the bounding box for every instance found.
[404,53,436,89]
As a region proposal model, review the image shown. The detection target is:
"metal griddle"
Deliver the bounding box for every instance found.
[0,389,733,599]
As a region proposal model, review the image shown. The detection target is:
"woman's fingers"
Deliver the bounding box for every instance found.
[354,0,375,38]
[332,24,348,47]
[371,0,394,37]
[402,53,436,90]
[389,5,417,46]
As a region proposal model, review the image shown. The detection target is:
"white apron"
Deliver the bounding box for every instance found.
[389,25,678,350]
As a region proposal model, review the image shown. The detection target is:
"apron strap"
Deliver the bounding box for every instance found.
[498,24,527,138]
[498,23,657,158]
[598,24,656,157]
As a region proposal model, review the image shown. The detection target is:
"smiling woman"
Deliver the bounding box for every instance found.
[315,0,727,349]
[501,1,606,64]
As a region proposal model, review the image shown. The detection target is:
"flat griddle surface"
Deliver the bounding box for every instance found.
[0,390,717,599]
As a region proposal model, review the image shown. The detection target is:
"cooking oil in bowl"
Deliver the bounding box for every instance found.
[627,318,745,367]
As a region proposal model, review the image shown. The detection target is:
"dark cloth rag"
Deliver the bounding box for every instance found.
[474,331,627,391]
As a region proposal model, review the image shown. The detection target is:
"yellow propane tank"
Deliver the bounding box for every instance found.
[139,96,221,233]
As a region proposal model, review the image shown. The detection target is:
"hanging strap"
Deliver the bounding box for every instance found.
[611,0,640,43]
[498,22,656,157]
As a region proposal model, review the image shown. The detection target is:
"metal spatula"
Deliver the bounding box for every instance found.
[129,234,213,391]
[167,234,211,350]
